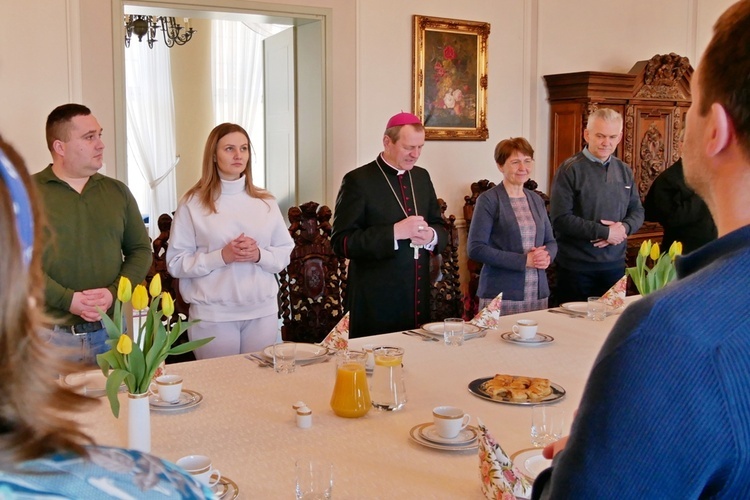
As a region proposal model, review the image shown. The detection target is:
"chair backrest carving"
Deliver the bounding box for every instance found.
[146,212,193,363]
[463,180,495,319]
[429,198,463,322]
[278,201,347,344]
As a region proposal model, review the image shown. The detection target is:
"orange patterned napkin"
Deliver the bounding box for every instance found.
[319,312,349,351]
[470,292,503,329]
[478,419,532,499]
[599,275,627,309]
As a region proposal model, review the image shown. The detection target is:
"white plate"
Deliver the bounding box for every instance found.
[62,370,126,398]
[419,322,483,340]
[419,423,478,446]
[409,423,478,452]
[560,301,621,316]
[510,448,552,481]
[261,343,330,365]
[149,389,203,412]
[500,331,554,345]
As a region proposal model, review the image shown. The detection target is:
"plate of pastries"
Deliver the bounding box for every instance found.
[468,373,565,405]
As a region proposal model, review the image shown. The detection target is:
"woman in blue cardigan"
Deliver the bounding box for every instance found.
[467,137,557,315]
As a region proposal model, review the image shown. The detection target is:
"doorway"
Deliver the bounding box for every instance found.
[113,1,330,225]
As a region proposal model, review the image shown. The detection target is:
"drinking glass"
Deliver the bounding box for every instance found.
[530,406,564,447]
[273,341,297,373]
[295,459,333,500]
[443,318,465,346]
[587,297,608,321]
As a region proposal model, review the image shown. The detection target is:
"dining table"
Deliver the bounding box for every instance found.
[75,297,639,499]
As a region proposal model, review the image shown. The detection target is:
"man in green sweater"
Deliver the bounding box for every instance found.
[33,104,151,366]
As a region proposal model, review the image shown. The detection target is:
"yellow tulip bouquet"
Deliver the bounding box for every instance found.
[96,275,213,417]
[626,240,683,296]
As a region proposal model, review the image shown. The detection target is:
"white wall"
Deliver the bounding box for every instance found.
[0,0,738,220]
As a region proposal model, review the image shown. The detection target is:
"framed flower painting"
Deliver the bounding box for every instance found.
[412,15,490,140]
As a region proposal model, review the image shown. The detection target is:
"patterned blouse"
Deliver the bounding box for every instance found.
[479,196,548,315]
[0,446,214,499]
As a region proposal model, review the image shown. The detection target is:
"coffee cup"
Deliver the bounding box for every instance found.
[176,454,221,487]
[149,374,183,403]
[511,319,538,340]
[432,406,471,439]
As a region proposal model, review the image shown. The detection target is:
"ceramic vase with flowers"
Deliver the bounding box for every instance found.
[97,275,213,452]
[626,239,683,296]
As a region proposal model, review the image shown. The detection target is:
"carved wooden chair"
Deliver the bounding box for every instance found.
[278,201,347,344]
[145,212,194,363]
[463,179,496,319]
[429,198,463,322]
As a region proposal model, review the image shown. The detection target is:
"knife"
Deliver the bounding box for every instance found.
[547,308,586,318]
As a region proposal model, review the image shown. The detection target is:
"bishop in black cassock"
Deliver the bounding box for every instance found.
[331,114,447,337]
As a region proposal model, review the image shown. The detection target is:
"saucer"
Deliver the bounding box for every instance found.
[500,331,554,345]
[419,423,478,445]
[510,448,552,481]
[409,423,479,452]
[212,474,239,499]
[149,389,203,412]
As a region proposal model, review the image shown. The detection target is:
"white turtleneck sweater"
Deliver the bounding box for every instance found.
[167,178,294,322]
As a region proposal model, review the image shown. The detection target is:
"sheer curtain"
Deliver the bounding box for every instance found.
[125,39,178,238]
[212,20,285,188]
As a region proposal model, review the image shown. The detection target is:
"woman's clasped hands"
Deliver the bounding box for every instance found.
[222,233,260,264]
[526,245,551,269]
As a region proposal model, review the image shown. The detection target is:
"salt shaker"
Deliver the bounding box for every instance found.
[296,406,312,428]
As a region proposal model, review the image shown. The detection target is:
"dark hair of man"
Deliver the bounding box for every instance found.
[698,0,750,158]
[45,103,92,152]
[494,137,535,165]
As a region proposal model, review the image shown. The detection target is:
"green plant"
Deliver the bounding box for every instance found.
[96,275,213,417]
[626,240,682,296]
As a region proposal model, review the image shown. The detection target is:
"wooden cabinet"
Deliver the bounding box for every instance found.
[543,53,693,267]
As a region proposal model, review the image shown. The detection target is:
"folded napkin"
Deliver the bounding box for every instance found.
[478,420,532,499]
[320,312,349,351]
[470,292,503,329]
[599,275,627,309]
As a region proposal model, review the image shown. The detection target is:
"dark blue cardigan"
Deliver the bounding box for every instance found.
[466,182,557,301]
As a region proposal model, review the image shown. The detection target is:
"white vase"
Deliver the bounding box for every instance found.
[128,392,151,453]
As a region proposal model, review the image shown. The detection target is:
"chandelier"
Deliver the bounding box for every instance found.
[124,15,196,48]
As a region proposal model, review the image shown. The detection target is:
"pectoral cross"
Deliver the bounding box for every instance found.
[410,243,423,260]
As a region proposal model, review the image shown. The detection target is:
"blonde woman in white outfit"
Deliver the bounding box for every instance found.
[167,123,294,359]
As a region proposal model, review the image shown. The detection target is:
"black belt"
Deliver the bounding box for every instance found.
[55,320,105,335]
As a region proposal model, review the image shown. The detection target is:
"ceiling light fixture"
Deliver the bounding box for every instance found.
[124,15,196,48]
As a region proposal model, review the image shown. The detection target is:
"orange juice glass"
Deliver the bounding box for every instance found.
[330,351,371,418]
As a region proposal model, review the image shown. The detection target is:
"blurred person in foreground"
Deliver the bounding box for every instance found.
[33,104,151,366]
[533,1,750,497]
[331,112,447,337]
[467,137,556,315]
[0,136,212,497]
[167,123,293,358]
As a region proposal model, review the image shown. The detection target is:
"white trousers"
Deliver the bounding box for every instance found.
[187,314,279,360]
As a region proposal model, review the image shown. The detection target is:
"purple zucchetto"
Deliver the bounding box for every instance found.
[385,112,422,129]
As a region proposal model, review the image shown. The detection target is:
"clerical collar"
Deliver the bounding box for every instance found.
[378,154,405,175]
[583,146,610,166]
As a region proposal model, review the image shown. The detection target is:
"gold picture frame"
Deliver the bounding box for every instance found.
[413,15,490,141]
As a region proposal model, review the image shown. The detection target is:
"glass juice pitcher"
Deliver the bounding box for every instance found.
[370,346,406,411]
[330,350,371,418]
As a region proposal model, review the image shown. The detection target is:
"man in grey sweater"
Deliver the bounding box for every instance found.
[550,109,644,303]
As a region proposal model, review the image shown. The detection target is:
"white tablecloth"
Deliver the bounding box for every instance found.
[77,299,638,499]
